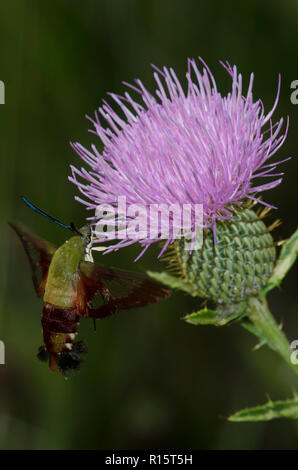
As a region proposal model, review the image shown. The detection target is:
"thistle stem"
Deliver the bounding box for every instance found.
[246,297,298,377]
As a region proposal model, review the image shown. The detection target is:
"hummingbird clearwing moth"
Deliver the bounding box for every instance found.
[10,198,171,377]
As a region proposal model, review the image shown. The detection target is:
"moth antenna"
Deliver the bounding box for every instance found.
[22,196,80,235]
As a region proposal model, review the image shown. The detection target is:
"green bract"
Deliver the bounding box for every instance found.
[168,207,276,304]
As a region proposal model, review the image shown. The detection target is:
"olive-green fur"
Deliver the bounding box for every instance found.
[44,234,85,307]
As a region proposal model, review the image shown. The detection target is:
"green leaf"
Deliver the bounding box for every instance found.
[183,308,219,325]
[263,228,298,296]
[229,394,298,422]
[146,271,195,295]
[183,302,246,326]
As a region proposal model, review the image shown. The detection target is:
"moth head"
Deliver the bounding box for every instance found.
[78,225,92,244]
[77,225,93,262]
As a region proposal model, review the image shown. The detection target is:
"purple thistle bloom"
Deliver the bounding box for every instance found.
[69,57,289,258]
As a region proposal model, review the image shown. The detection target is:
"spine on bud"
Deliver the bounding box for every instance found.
[165,207,277,305]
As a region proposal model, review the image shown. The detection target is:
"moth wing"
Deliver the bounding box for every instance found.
[79,261,171,318]
[10,221,57,297]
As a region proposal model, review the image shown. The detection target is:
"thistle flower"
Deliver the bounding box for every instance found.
[69,59,298,423]
[70,58,288,262]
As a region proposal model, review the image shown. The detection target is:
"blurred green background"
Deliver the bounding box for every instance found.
[0,0,298,450]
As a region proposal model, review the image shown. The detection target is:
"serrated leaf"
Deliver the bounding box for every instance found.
[183,302,246,327]
[229,394,298,422]
[183,308,218,325]
[263,228,298,296]
[146,271,195,295]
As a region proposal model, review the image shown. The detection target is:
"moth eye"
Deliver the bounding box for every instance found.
[37,345,49,363]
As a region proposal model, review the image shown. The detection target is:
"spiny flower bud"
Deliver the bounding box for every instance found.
[163,205,278,305]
